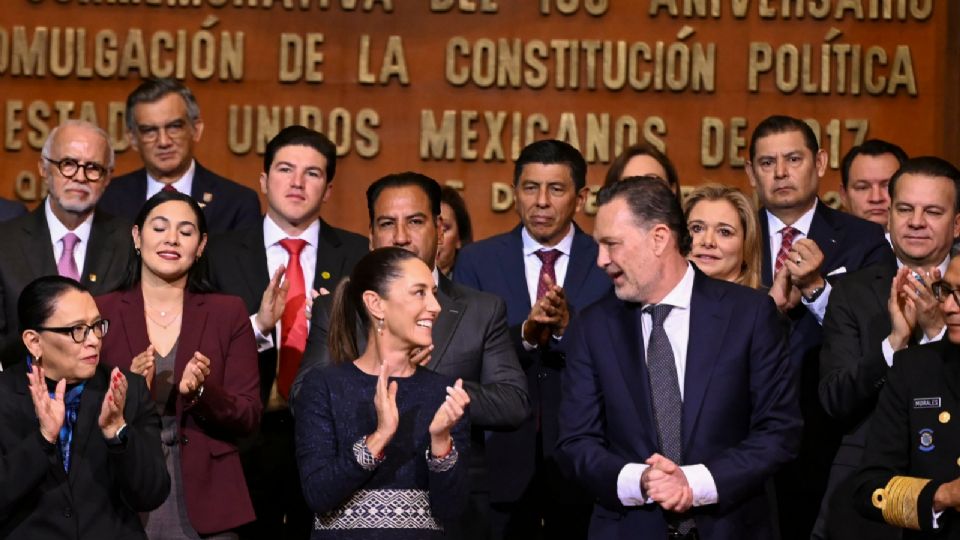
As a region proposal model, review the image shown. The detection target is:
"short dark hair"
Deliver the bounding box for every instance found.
[125,78,201,133]
[749,115,819,162]
[122,190,213,293]
[440,186,473,245]
[328,247,420,363]
[889,156,960,213]
[263,125,338,183]
[840,139,908,188]
[514,140,587,191]
[19,276,88,334]
[366,172,442,226]
[604,142,681,200]
[596,176,692,255]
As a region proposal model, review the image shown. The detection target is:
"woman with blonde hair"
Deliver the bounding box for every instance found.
[683,183,763,289]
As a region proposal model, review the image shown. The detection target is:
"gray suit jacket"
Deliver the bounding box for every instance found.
[291,274,529,431]
[0,206,133,366]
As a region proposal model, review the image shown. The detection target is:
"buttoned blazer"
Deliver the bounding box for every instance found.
[0,362,169,539]
[453,223,611,502]
[98,162,261,234]
[556,271,801,539]
[0,207,133,366]
[96,287,262,534]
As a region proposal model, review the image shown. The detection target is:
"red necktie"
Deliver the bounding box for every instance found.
[774,226,799,275]
[277,239,308,400]
[536,249,561,300]
[161,184,177,193]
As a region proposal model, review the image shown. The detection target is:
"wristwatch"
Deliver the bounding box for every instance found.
[106,423,128,447]
[802,285,826,303]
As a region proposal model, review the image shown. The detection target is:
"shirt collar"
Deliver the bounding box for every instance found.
[896,254,951,276]
[44,197,94,244]
[521,223,575,257]
[765,201,818,237]
[649,262,695,311]
[147,159,196,195]
[262,214,320,248]
[432,266,440,287]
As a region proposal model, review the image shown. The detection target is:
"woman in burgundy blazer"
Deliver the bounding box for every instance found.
[97,190,262,538]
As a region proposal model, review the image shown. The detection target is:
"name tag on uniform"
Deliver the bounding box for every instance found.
[914,397,942,409]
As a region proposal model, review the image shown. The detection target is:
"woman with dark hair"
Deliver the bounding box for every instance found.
[0,275,169,539]
[96,190,262,539]
[437,186,473,278]
[604,142,683,200]
[296,247,471,538]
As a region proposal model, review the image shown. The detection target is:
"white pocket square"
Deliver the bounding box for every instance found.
[827,266,847,277]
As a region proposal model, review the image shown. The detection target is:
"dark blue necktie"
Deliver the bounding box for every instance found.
[51,382,86,473]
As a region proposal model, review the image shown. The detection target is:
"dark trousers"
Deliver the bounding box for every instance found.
[237,410,312,540]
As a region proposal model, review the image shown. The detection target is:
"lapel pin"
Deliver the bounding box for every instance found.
[941,411,951,424]
[203,192,213,203]
[321,271,331,280]
[88,273,97,282]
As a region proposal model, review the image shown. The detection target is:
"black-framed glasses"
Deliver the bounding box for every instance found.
[36,319,109,344]
[136,119,190,143]
[43,156,109,182]
[932,281,960,306]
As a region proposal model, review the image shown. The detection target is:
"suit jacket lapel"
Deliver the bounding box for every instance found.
[237,226,271,304]
[808,201,843,273]
[119,288,151,368]
[610,301,658,452]
[190,162,214,206]
[563,225,596,305]
[504,226,532,314]
[313,219,352,291]
[682,273,727,450]
[83,212,126,287]
[431,276,465,370]
[759,209,773,287]
[20,208,57,277]
[174,292,208,415]
[70,365,108,485]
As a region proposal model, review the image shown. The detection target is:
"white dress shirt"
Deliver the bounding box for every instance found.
[146,159,195,199]
[520,224,575,351]
[880,254,950,366]
[616,264,719,508]
[765,204,831,324]
[44,197,93,277]
[250,215,320,352]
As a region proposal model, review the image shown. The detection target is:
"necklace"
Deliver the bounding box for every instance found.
[144,302,183,329]
[145,310,182,329]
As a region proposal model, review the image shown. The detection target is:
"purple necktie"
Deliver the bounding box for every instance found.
[58,233,80,281]
[535,249,561,300]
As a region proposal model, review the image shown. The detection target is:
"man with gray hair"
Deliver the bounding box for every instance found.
[98,77,260,233]
[0,120,133,368]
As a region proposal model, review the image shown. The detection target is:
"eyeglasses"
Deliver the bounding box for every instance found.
[43,157,109,182]
[931,281,960,306]
[36,319,110,344]
[136,119,191,143]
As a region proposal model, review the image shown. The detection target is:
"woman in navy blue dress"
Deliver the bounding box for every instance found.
[295,247,471,539]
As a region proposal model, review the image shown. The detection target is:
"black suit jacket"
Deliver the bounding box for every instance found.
[759,200,895,537]
[852,340,960,539]
[98,162,261,234]
[204,219,369,406]
[0,206,133,365]
[0,198,26,222]
[556,271,800,539]
[0,362,169,539]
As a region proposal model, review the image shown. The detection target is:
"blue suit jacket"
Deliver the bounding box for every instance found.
[454,223,611,502]
[0,198,26,223]
[98,162,261,234]
[556,271,801,539]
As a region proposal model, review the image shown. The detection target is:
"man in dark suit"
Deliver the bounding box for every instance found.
[98,78,260,233]
[454,140,610,538]
[0,197,26,222]
[556,177,801,539]
[292,171,529,540]
[849,256,960,538]
[745,115,896,539]
[818,156,960,538]
[205,125,368,540]
[0,120,133,368]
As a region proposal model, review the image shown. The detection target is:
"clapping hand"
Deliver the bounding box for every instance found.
[27,362,65,444]
[130,345,156,389]
[365,364,399,458]
[179,352,211,396]
[99,367,127,438]
[255,265,289,334]
[428,378,470,457]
